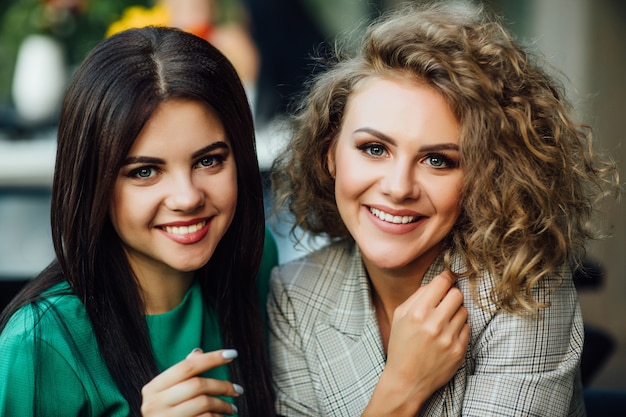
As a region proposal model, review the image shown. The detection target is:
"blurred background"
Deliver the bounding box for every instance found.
[0,0,624,393]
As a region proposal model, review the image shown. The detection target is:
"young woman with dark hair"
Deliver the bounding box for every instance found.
[0,26,275,416]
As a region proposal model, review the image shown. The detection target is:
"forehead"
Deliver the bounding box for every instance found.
[130,99,228,153]
[340,76,460,142]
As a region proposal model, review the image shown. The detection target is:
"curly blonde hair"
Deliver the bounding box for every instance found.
[271,1,619,313]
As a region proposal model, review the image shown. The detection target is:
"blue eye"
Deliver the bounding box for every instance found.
[358,143,388,157]
[195,154,226,169]
[131,166,156,178]
[199,156,216,167]
[424,153,458,168]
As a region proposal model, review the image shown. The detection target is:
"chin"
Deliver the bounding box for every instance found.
[365,253,412,270]
[171,258,211,273]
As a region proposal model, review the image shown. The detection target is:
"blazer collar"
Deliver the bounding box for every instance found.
[326,244,459,336]
[326,244,378,338]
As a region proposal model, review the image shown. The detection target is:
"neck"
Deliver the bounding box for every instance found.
[364,256,435,353]
[134,268,195,315]
[365,257,430,305]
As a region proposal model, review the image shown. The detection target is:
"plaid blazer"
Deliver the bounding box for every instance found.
[268,239,586,416]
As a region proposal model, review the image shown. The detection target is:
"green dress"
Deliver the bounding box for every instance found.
[0,229,279,416]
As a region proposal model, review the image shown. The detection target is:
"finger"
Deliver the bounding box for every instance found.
[175,395,238,416]
[144,349,238,394]
[162,377,243,407]
[441,303,469,345]
[459,322,470,346]
[141,377,243,415]
[432,287,465,322]
[442,304,468,340]
[143,393,238,417]
[406,271,456,310]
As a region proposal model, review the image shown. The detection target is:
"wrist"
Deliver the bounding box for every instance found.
[362,371,426,416]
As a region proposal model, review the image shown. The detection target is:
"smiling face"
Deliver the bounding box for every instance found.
[110,99,237,285]
[329,77,463,281]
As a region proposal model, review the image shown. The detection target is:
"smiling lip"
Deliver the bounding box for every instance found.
[157,218,210,244]
[368,206,421,224]
[366,205,424,234]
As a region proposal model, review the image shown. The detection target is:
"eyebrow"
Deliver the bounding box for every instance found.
[192,141,230,159]
[123,141,230,165]
[354,127,459,152]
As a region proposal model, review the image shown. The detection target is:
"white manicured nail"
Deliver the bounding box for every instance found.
[222,349,238,360]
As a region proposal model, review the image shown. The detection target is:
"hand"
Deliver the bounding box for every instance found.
[141,348,244,416]
[364,271,470,416]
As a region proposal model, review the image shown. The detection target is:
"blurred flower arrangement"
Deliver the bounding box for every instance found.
[0,0,243,127]
[0,0,151,107]
[105,4,169,38]
[104,0,258,89]
[105,0,242,39]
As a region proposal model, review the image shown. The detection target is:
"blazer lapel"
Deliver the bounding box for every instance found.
[313,247,386,415]
[309,247,470,416]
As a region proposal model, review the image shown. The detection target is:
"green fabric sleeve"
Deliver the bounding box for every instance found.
[0,303,127,415]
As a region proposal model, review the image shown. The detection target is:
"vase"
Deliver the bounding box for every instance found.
[11,34,67,125]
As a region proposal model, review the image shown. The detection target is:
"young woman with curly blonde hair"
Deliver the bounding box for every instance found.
[268,2,619,416]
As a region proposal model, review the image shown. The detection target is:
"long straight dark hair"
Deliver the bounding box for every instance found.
[0,27,274,416]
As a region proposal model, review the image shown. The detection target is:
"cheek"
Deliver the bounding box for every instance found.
[216,172,238,220]
[435,177,464,221]
[333,151,365,199]
[225,188,238,222]
[109,187,144,237]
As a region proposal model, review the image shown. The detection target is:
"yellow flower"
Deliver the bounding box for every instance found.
[105,5,171,38]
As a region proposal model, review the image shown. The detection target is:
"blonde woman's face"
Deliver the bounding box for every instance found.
[329,77,463,280]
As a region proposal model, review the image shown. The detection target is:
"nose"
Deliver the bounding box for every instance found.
[380,159,420,202]
[164,173,205,213]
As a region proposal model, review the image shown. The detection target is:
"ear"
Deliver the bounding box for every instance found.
[326,145,336,179]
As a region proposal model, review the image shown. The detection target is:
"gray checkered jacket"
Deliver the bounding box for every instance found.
[268,239,585,416]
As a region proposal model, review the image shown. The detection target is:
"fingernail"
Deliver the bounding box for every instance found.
[186,348,203,358]
[232,404,239,414]
[222,349,238,360]
[233,383,244,395]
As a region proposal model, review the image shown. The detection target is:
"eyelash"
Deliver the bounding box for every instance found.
[128,166,158,179]
[356,143,458,168]
[357,143,387,157]
[424,153,458,169]
[126,154,227,179]
[195,154,226,169]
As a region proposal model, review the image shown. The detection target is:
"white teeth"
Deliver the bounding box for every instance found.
[164,221,206,235]
[370,208,417,224]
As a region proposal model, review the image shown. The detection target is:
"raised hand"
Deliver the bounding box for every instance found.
[141,348,244,417]
[364,271,470,416]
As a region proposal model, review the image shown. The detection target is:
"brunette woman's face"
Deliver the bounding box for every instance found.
[109,99,237,282]
[329,77,463,279]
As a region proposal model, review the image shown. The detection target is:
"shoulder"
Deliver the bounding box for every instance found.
[440,255,581,349]
[460,263,582,358]
[272,239,356,294]
[0,282,86,393]
[449,254,578,318]
[3,282,79,332]
[0,281,93,360]
[269,239,362,320]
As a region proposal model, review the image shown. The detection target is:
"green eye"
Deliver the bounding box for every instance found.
[427,155,444,167]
